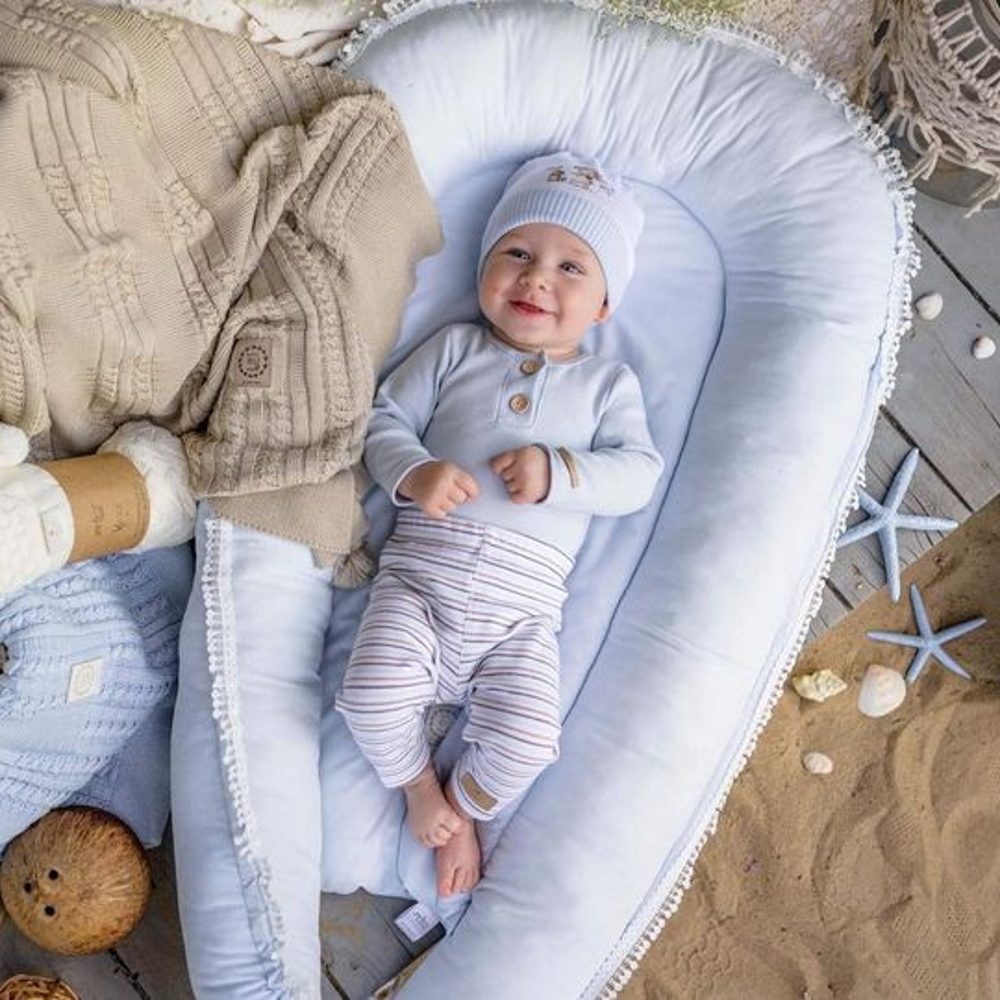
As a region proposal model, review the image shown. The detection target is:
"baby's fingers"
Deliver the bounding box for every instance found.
[489,451,515,476]
[423,498,454,519]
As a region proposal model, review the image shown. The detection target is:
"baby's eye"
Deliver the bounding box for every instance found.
[505,248,530,261]
[561,261,584,275]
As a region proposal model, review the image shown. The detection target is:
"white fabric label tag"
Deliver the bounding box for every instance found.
[67,658,103,702]
[393,902,438,943]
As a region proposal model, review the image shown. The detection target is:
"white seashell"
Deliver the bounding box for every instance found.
[791,669,848,703]
[857,664,907,718]
[914,292,943,321]
[802,751,834,775]
[972,335,996,360]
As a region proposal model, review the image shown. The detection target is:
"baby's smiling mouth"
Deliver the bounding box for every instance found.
[510,300,549,316]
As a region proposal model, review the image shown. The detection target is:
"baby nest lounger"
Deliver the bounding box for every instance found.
[322,1,916,996]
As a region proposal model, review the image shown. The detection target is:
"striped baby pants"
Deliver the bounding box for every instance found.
[336,510,572,821]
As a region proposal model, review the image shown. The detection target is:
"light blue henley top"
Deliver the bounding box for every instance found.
[365,322,664,558]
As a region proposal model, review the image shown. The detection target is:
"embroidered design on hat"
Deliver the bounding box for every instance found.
[545,164,615,195]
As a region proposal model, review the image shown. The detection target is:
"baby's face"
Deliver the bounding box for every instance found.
[479,223,610,359]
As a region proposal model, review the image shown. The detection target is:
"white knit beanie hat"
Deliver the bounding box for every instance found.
[478,151,644,310]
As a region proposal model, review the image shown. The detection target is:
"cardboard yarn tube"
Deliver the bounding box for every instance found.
[42,454,150,562]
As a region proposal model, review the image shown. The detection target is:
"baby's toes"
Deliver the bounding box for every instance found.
[469,864,483,891]
[436,862,456,896]
[441,812,463,835]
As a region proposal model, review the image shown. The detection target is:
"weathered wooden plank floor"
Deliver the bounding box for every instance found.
[807,194,1000,640]
[2,195,998,1000]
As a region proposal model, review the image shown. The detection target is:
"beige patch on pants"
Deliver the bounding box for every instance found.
[461,773,497,814]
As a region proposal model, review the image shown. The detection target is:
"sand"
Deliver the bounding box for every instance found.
[623,495,1000,1000]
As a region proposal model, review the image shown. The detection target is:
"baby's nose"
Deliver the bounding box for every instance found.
[519,266,549,288]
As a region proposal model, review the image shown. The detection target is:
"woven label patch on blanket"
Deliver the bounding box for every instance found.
[232,338,274,388]
[67,658,103,703]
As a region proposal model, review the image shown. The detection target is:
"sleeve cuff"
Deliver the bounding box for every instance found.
[390,457,436,506]
[538,444,576,507]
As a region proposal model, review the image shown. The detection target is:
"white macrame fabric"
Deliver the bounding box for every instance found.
[602,1,877,94]
[868,0,1000,214]
[740,0,876,94]
[87,0,879,86]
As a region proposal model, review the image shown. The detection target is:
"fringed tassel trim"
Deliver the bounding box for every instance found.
[201,515,296,998]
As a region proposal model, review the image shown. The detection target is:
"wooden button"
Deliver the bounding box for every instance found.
[520,359,542,376]
[508,393,530,414]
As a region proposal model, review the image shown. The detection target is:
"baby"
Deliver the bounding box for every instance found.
[336,151,664,898]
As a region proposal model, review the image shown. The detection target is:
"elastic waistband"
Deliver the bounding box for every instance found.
[392,510,574,580]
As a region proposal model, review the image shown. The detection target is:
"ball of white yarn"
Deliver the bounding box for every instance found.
[0,423,30,466]
[98,422,196,550]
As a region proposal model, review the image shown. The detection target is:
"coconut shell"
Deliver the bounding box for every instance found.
[0,807,151,955]
[0,975,80,1000]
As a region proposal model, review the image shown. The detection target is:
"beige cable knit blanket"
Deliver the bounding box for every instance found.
[0,0,442,574]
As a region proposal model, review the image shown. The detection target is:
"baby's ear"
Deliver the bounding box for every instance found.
[594,301,611,324]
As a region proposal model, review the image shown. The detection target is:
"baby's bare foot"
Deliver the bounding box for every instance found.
[404,766,463,848]
[436,817,481,897]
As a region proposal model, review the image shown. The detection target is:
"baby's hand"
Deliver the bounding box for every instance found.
[399,460,479,519]
[490,446,550,504]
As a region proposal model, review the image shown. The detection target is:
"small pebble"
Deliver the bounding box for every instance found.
[914,291,943,321]
[972,335,996,360]
[802,751,834,775]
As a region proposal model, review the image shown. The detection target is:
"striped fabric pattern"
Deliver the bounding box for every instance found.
[336,510,572,821]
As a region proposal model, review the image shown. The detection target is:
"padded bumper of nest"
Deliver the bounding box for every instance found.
[317,2,917,997]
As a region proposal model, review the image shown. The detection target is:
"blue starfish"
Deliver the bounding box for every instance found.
[867,584,986,683]
[838,448,957,601]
